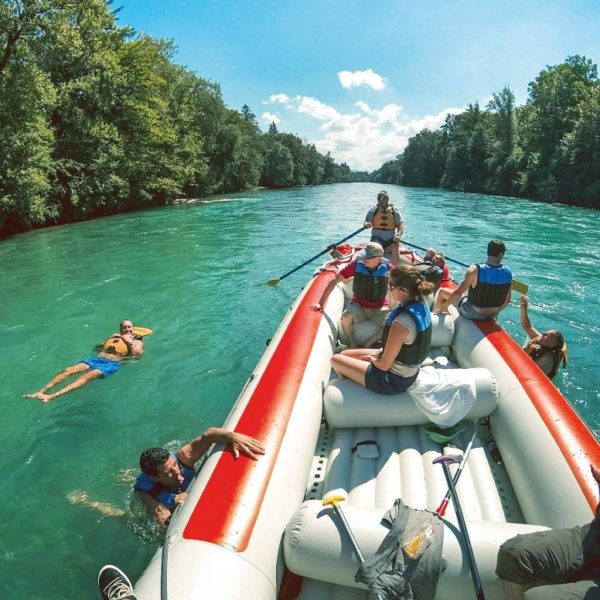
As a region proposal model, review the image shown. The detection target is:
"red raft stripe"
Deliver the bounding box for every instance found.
[476,320,600,511]
[183,270,335,549]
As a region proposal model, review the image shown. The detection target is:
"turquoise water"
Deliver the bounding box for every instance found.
[1,183,598,598]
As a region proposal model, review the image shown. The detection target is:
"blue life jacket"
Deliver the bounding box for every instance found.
[133,453,195,511]
[382,302,432,365]
[352,259,389,303]
[468,263,512,308]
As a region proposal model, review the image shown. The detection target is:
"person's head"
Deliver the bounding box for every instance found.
[139,447,183,487]
[487,239,506,259]
[360,242,384,268]
[120,320,133,335]
[539,329,565,350]
[431,253,446,268]
[377,190,390,207]
[388,265,436,304]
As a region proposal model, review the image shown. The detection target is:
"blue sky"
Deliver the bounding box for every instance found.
[117,0,599,171]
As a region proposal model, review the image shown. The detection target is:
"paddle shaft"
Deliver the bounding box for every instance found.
[329,502,386,600]
[269,226,366,284]
[401,239,528,294]
[436,424,479,516]
[439,461,486,600]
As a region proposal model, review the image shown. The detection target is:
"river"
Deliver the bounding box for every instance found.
[1,183,598,598]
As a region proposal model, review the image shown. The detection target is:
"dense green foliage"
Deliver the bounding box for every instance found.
[372,56,600,208]
[0,1,358,237]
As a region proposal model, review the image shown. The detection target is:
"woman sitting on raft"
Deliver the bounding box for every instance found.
[331,265,435,394]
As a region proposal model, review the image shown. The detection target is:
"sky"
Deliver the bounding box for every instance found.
[116,0,600,172]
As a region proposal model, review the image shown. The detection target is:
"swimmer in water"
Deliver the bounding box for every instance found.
[23,319,144,403]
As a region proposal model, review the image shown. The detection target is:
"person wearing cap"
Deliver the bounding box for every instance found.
[23,319,144,403]
[311,242,393,348]
[364,190,404,263]
[435,239,512,321]
[520,294,567,380]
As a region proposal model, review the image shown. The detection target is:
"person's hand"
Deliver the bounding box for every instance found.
[174,492,188,506]
[120,333,134,344]
[310,303,323,312]
[364,221,373,229]
[229,433,265,460]
[520,294,528,309]
[392,235,401,243]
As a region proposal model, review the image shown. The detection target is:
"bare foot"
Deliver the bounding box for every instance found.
[23,392,41,399]
[37,393,53,403]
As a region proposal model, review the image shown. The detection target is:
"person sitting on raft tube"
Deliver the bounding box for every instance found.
[436,239,512,321]
[330,265,435,394]
[520,294,567,380]
[364,190,405,265]
[311,242,393,348]
[23,319,144,403]
[134,428,265,527]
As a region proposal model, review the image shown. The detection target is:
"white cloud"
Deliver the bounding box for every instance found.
[262,112,280,124]
[338,69,386,91]
[262,93,464,171]
[265,93,290,105]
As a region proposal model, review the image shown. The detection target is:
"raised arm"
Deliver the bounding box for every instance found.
[436,265,477,313]
[520,294,540,339]
[177,427,265,465]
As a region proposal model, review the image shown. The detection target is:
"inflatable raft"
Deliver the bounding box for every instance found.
[133,252,599,599]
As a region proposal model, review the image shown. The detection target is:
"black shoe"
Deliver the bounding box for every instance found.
[98,565,136,600]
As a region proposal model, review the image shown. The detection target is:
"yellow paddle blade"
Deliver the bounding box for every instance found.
[266,278,280,286]
[511,279,529,295]
[132,326,153,337]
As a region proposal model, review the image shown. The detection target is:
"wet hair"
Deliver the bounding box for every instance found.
[377,190,389,202]
[139,447,170,476]
[487,239,506,257]
[120,319,132,329]
[553,330,565,350]
[390,265,436,302]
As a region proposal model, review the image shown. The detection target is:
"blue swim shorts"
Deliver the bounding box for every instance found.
[365,364,419,395]
[457,297,499,321]
[79,356,121,378]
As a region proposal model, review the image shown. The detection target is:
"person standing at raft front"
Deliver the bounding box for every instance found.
[23,319,144,403]
[436,239,512,320]
[311,242,393,348]
[331,265,435,394]
[364,190,404,264]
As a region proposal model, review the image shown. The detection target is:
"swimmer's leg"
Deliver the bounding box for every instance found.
[32,368,102,403]
[67,490,126,518]
[24,362,91,399]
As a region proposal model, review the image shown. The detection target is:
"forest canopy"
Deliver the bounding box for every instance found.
[371,56,600,209]
[0,0,361,237]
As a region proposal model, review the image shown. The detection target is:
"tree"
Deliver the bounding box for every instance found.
[262,142,293,187]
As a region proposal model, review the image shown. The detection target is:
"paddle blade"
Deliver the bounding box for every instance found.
[511,279,529,294]
[266,278,280,286]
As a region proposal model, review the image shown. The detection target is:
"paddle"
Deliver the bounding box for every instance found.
[400,240,529,294]
[434,456,486,600]
[322,489,386,600]
[266,226,366,286]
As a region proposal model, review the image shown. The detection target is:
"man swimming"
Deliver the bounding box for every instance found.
[23,319,144,403]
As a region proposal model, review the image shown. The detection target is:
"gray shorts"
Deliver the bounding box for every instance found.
[343,301,390,328]
[457,297,499,321]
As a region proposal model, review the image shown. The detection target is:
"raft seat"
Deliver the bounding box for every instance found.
[283,500,548,600]
[324,366,498,429]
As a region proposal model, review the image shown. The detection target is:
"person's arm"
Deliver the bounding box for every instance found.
[436,265,477,313]
[499,288,512,311]
[138,491,173,527]
[177,427,265,465]
[119,334,144,356]
[370,321,409,371]
[311,273,347,312]
[394,209,404,239]
[520,294,540,338]
[364,208,374,229]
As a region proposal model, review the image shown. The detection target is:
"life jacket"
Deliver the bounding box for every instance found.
[524,336,568,380]
[352,258,390,303]
[468,263,512,308]
[371,205,397,231]
[101,336,129,357]
[133,453,195,511]
[382,302,432,365]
